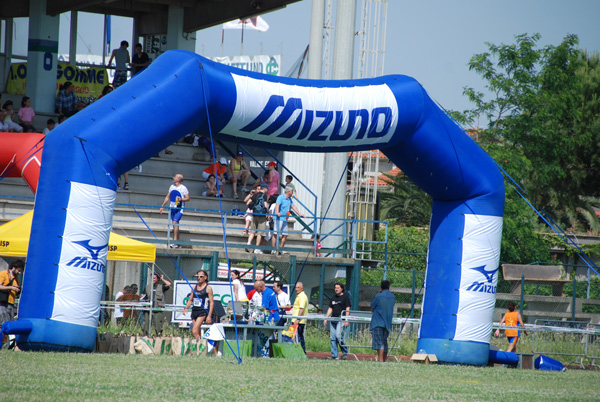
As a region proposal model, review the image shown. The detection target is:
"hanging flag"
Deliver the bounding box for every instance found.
[223,16,269,32]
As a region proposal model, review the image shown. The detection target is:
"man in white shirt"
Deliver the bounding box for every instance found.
[114,285,128,325]
[273,281,291,325]
[159,174,190,247]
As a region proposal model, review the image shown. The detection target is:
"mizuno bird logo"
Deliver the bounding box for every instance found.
[471,265,498,283]
[73,239,108,260]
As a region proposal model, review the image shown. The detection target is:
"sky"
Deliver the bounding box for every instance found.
[10,0,600,121]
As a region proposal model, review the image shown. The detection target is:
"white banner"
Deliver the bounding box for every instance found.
[52,182,116,327]
[209,55,281,76]
[220,74,399,147]
[454,214,503,342]
[223,16,269,32]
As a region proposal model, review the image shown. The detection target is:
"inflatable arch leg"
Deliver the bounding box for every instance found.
[9,50,503,364]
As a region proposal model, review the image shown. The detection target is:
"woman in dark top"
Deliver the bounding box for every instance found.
[183,270,215,340]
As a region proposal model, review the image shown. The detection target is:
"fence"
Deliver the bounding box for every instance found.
[341,312,420,360]
[359,260,600,324]
[530,320,588,368]
[587,323,600,368]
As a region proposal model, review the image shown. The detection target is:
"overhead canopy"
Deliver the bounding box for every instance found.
[0,211,155,263]
[0,0,302,33]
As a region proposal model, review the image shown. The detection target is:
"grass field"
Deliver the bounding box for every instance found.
[1,351,599,401]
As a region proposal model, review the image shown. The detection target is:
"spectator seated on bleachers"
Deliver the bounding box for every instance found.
[1,100,23,132]
[202,174,222,197]
[17,96,36,132]
[55,81,78,117]
[42,119,56,135]
[202,157,228,187]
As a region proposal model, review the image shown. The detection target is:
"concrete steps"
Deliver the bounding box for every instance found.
[0,140,318,256]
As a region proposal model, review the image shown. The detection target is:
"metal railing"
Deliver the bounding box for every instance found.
[153,203,388,259]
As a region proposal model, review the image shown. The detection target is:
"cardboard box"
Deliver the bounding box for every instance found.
[410,353,438,364]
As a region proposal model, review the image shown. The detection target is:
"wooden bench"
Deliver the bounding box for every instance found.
[502,264,570,296]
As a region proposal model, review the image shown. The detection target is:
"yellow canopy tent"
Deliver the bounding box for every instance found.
[0,211,155,263]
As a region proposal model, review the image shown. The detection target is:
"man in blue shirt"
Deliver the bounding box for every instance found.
[254,280,280,322]
[370,280,396,362]
[274,186,304,254]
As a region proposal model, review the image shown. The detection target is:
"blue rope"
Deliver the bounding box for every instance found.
[292,153,354,299]
[77,138,242,359]
[431,95,599,279]
[198,62,243,363]
[493,160,600,278]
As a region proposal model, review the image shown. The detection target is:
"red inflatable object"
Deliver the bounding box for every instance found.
[0,132,45,193]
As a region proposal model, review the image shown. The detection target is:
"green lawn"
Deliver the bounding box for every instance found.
[1,351,599,401]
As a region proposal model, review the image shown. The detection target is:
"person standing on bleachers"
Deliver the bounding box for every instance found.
[274,186,305,254]
[129,43,149,77]
[265,161,280,198]
[159,173,190,248]
[107,40,130,88]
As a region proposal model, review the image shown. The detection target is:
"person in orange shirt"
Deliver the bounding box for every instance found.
[202,157,228,188]
[0,259,24,327]
[495,302,527,352]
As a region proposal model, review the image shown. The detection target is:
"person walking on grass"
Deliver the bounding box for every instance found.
[370,280,396,362]
[159,174,190,248]
[323,282,351,360]
[291,282,309,353]
[495,302,527,353]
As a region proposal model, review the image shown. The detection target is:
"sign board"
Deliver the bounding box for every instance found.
[142,34,281,77]
[216,263,265,281]
[209,55,281,76]
[6,62,108,103]
[144,35,168,62]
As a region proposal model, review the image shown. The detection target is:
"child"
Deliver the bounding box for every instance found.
[202,174,221,197]
[253,170,269,190]
[264,195,278,253]
[18,96,36,132]
[315,234,322,257]
[495,302,527,353]
[242,189,257,235]
[2,101,23,132]
[42,119,56,135]
[285,175,296,197]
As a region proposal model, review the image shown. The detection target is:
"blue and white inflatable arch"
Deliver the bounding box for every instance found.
[4,50,503,365]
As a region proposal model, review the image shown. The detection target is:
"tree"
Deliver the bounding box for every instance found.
[461,34,600,233]
[379,172,432,227]
[363,226,429,287]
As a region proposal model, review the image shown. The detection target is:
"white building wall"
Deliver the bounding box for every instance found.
[283,151,325,225]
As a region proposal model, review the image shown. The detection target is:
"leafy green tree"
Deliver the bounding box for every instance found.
[364,226,429,287]
[379,172,432,227]
[461,34,600,232]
